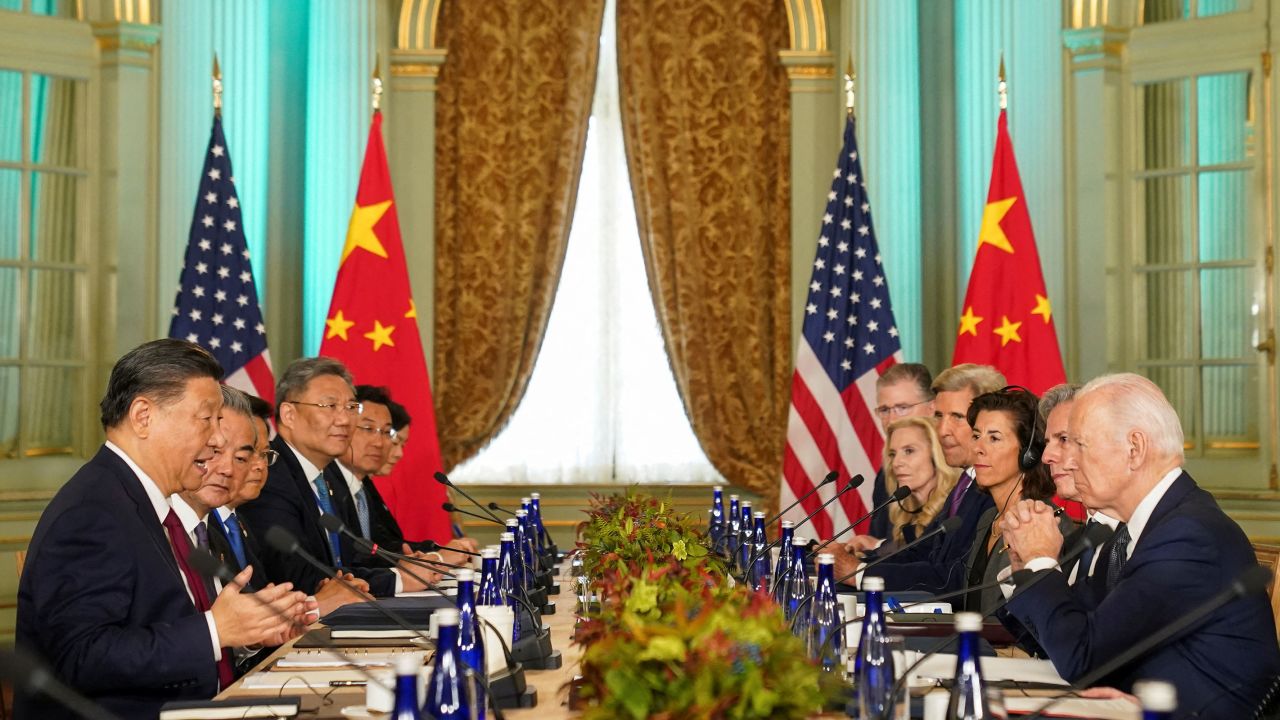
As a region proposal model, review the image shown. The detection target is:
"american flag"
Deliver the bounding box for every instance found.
[168,115,275,400]
[780,115,902,539]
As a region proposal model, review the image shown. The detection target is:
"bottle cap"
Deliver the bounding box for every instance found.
[954,612,982,632]
[436,608,460,626]
[505,519,519,527]
[515,509,527,517]
[500,532,515,542]
[742,501,752,508]
[521,497,531,504]
[753,511,766,519]
[817,553,835,565]
[455,569,474,582]
[531,492,541,499]
[780,520,794,528]
[792,536,808,546]
[713,485,723,492]
[730,494,739,500]
[1134,680,1177,712]
[396,653,420,676]
[482,547,500,559]
[862,576,885,591]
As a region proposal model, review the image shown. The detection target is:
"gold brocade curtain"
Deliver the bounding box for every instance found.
[433,0,606,470]
[616,0,792,511]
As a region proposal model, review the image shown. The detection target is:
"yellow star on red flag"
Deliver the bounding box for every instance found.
[1032,294,1052,323]
[363,320,396,351]
[325,310,355,341]
[977,197,1017,254]
[993,316,1023,346]
[341,200,392,264]
[958,306,983,337]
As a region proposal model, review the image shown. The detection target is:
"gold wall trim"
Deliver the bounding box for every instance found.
[390,63,441,78]
[782,0,827,53]
[0,490,56,503]
[397,0,444,50]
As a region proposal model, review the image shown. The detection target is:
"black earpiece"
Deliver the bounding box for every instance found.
[1000,385,1045,472]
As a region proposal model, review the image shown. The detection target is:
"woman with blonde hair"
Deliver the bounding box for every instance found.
[845,417,960,554]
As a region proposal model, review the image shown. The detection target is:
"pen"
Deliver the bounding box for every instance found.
[329,680,367,687]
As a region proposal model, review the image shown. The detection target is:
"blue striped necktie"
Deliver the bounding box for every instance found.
[355,486,372,540]
[312,471,343,565]
[221,512,248,569]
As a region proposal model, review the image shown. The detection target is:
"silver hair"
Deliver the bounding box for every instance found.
[1077,373,1185,461]
[274,357,353,412]
[219,385,258,445]
[1038,383,1082,423]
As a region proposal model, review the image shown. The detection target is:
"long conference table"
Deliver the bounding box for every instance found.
[218,564,1140,720]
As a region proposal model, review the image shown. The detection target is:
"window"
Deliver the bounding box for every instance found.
[0,68,90,458]
[1142,0,1251,23]
[1132,68,1268,482]
[450,0,719,485]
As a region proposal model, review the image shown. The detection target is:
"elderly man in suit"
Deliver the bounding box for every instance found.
[238,357,438,597]
[1002,373,1280,719]
[16,339,308,719]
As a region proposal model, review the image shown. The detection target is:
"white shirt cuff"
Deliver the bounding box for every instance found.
[1024,556,1059,574]
[390,568,404,594]
[997,565,1015,599]
[205,610,222,661]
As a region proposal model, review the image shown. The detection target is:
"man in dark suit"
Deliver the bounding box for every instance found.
[237,357,438,598]
[16,339,308,719]
[1004,373,1280,719]
[866,363,936,540]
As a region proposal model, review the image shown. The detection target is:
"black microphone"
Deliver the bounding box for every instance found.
[765,471,839,526]
[420,538,484,558]
[809,485,911,557]
[836,515,964,586]
[744,476,865,577]
[435,472,504,523]
[1019,564,1272,720]
[0,647,123,720]
[319,514,465,573]
[445,501,505,526]
[488,502,516,516]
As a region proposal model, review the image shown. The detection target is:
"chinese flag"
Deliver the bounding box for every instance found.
[319,112,449,543]
[954,110,1083,520]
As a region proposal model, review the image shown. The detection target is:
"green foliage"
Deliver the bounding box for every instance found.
[574,491,838,719]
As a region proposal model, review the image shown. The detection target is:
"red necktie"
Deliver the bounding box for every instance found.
[162,509,236,689]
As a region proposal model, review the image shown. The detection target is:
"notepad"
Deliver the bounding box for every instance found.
[159,696,300,719]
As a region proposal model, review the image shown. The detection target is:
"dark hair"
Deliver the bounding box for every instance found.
[965,388,1054,501]
[355,385,394,408]
[877,362,933,398]
[247,394,274,422]
[387,399,412,431]
[274,357,353,420]
[100,339,223,429]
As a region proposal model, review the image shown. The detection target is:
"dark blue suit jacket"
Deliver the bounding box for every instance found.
[1007,472,1280,719]
[237,436,396,596]
[867,472,994,594]
[16,446,218,719]
[867,468,892,540]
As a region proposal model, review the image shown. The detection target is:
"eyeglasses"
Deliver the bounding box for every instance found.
[875,400,930,418]
[257,448,279,466]
[355,424,398,441]
[286,400,363,415]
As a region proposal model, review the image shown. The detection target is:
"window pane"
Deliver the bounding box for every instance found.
[1200,267,1257,359]
[1198,0,1250,17]
[29,75,81,167]
[1197,72,1251,166]
[1141,80,1190,170]
[1198,170,1250,261]
[1202,364,1257,450]
[0,169,19,260]
[31,0,80,17]
[1141,175,1192,264]
[27,269,81,361]
[1144,0,1189,22]
[0,268,17,358]
[1140,271,1194,360]
[0,70,19,163]
[29,171,79,262]
[0,366,15,459]
[1146,365,1197,449]
[22,365,75,453]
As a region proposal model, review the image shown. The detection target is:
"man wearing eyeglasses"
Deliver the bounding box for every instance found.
[238,357,438,597]
[865,363,936,540]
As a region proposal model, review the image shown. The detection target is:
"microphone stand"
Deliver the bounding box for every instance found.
[763,471,838,527]
[435,472,504,523]
[446,503,505,526]
[808,486,910,557]
[757,477,864,591]
[834,516,963,586]
[0,648,123,720]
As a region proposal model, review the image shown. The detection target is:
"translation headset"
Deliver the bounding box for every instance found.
[998,385,1046,472]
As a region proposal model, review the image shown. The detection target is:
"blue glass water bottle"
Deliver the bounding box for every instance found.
[727,495,741,560]
[1135,680,1176,720]
[771,520,795,605]
[856,575,895,719]
[808,553,842,672]
[497,532,521,644]
[946,611,992,720]
[391,653,423,720]
[477,547,501,606]
[709,486,726,553]
[424,608,470,720]
[738,501,754,573]
[747,511,770,592]
[516,509,539,577]
[454,569,486,720]
[529,492,548,554]
[503,519,527,592]
[784,535,811,635]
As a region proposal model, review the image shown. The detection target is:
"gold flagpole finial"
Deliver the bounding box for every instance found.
[997,54,1007,110]
[212,53,223,116]
[844,56,856,116]
[371,53,383,112]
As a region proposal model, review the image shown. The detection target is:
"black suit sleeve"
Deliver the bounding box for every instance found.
[237,465,331,595]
